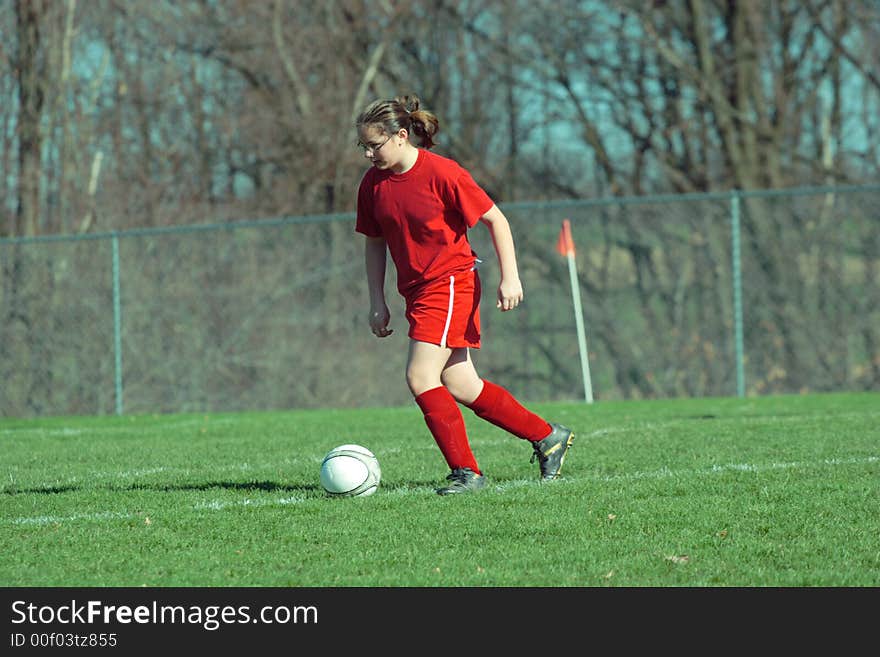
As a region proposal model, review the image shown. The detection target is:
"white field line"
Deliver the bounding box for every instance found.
[488,454,879,492]
[3,408,876,440]
[0,418,238,437]
[3,454,877,527]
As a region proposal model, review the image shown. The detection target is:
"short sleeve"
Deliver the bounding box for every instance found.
[355,174,383,237]
[451,168,495,228]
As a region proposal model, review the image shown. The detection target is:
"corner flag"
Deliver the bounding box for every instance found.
[556,218,576,257]
[557,219,594,403]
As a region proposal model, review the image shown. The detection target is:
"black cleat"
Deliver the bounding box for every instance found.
[530,423,575,480]
[435,467,487,495]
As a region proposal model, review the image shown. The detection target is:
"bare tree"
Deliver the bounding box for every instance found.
[14,0,48,237]
[1,1,878,415]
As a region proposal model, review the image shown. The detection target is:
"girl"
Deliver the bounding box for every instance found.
[355,95,574,495]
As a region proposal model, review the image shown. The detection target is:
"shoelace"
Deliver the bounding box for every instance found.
[446,468,472,482]
[530,443,546,465]
[529,440,574,465]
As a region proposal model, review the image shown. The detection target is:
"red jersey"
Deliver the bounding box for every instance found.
[356,149,494,297]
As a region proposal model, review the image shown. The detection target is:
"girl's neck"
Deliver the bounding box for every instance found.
[391,143,420,174]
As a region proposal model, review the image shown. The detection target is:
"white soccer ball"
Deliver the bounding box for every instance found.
[320,444,381,497]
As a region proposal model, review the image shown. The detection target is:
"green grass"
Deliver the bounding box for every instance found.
[1,392,878,587]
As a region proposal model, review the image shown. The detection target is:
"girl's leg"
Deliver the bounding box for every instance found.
[408,340,480,474]
[442,348,552,442]
[438,348,484,404]
[443,348,575,480]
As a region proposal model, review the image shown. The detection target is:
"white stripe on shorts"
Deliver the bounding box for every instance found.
[439,275,455,348]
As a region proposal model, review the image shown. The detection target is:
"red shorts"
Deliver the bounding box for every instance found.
[405,269,481,348]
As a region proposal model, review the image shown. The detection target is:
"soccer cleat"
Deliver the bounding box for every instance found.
[435,467,487,495]
[530,422,575,480]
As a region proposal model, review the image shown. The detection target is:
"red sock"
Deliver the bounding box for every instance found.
[415,386,481,474]
[464,380,552,442]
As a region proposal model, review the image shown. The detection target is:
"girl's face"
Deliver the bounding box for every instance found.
[358,126,403,170]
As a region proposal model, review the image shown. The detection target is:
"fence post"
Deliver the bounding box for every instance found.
[730,191,745,398]
[112,233,124,415]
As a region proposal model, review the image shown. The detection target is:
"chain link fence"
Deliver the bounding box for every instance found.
[2,185,878,418]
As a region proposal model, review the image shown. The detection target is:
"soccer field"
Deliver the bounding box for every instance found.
[2,392,878,587]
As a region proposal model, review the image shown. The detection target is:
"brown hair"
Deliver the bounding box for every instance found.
[356,95,440,149]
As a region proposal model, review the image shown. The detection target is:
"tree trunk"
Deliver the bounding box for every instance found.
[15,0,46,237]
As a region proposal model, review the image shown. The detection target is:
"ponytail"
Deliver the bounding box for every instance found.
[356,94,441,150]
[396,95,440,150]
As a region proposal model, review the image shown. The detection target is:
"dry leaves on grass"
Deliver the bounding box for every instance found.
[665,554,690,564]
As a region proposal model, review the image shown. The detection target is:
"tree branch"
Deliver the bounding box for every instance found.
[272,0,311,117]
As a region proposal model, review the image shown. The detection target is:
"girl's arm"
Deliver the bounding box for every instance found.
[479,204,523,311]
[365,236,393,337]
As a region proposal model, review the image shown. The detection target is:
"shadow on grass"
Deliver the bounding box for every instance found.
[1,480,324,495]
[2,478,451,497]
[1,484,81,495]
[124,481,324,494]
[0,479,442,497]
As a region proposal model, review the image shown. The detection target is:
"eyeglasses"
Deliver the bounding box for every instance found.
[357,134,393,154]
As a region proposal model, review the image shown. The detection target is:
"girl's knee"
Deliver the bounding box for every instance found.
[442,372,483,404]
[407,368,440,397]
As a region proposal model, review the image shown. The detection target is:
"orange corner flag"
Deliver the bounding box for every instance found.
[556,219,576,257]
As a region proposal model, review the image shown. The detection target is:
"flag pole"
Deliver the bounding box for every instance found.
[558,219,594,403]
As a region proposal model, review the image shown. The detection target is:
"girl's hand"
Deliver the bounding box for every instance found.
[369,305,394,337]
[496,278,523,311]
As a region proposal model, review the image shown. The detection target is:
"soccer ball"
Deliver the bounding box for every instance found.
[320,444,381,497]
